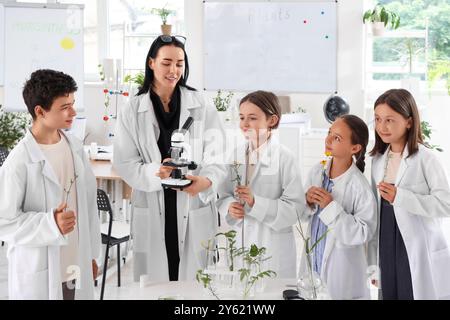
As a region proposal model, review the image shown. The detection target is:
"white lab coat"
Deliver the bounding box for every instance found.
[0,130,101,300]
[368,144,450,300]
[216,136,304,278]
[113,87,227,282]
[299,162,377,300]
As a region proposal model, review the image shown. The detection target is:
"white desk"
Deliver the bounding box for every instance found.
[122,278,298,300]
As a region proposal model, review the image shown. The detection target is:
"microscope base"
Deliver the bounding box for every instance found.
[161,178,193,189]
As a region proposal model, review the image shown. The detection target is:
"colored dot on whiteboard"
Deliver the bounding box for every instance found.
[325,35,329,39]
[303,20,307,24]
[60,37,75,50]
[321,11,325,15]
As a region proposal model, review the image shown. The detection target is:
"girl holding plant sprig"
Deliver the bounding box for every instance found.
[368,89,450,300]
[300,115,377,300]
[217,91,304,278]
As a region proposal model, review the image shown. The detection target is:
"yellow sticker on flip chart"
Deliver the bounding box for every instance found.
[60,37,75,50]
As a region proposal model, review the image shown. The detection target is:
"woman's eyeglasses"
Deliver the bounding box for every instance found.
[159,35,187,45]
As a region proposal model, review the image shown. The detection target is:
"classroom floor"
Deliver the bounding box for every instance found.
[0,243,134,300]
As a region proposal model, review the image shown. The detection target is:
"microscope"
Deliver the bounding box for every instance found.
[161,116,198,189]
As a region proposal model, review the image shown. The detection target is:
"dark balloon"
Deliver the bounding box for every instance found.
[323,95,350,123]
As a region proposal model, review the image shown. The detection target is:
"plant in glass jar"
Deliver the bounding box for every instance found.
[296,152,332,300]
[196,230,276,300]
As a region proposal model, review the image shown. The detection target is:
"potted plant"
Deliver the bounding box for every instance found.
[124,71,145,96]
[428,59,450,95]
[213,89,234,122]
[363,3,400,36]
[196,230,276,300]
[151,5,176,36]
[421,121,443,152]
[0,104,31,151]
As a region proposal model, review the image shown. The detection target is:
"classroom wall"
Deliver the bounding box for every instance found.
[75,0,364,146]
[0,0,365,145]
[185,0,365,128]
[2,0,448,180]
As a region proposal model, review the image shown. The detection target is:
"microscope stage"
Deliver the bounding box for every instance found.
[161,178,193,189]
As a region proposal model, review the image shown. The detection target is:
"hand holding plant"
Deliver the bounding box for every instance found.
[235,185,254,207]
[54,175,78,235]
[54,203,76,235]
[306,186,333,209]
[228,202,245,220]
[231,161,244,205]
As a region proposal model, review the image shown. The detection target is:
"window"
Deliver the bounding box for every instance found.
[364,0,450,96]
[108,0,185,77]
[41,0,185,81]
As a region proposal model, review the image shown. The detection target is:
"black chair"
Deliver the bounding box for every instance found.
[0,147,8,167]
[0,147,8,247]
[97,189,130,300]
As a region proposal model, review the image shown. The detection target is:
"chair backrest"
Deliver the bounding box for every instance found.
[97,189,113,221]
[0,147,9,167]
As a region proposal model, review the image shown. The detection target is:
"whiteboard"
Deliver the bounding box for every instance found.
[2,3,84,111]
[204,1,337,93]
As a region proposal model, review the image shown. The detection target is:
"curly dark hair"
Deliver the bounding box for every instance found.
[22,69,78,120]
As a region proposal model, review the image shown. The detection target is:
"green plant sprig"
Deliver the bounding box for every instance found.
[214,90,234,112]
[151,4,175,25]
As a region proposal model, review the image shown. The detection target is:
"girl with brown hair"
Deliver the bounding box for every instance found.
[368,89,450,300]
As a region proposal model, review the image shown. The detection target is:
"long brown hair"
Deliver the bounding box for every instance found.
[339,115,369,173]
[369,89,423,158]
[239,91,281,129]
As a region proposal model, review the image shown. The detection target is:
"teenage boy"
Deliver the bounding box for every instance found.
[0,69,100,300]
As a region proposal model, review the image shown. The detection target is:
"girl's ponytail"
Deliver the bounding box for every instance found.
[355,145,367,173]
[339,114,369,174]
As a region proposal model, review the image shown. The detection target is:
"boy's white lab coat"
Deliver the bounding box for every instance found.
[216,137,305,278]
[300,162,377,300]
[0,130,101,300]
[368,144,450,299]
[113,87,226,282]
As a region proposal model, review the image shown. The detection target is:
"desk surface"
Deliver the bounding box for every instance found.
[90,159,122,180]
[131,278,297,300]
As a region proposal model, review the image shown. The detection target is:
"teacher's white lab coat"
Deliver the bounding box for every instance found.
[113,87,226,282]
[216,137,305,278]
[0,130,101,300]
[368,144,450,300]
[299,162,377,300]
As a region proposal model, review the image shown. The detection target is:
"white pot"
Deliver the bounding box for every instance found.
[217,110,231,123]
[371,22,386,36]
